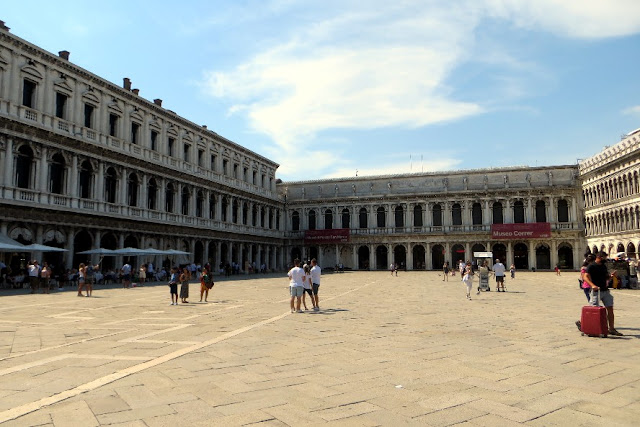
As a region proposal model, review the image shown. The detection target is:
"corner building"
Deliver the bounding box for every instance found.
[580,129,640,258]
[0,23,285,272]
[281,167,584,271]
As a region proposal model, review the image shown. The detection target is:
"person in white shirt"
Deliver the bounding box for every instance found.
[287,259,306,313]
[310,258,322,311]
[493,259,506,292]
[27,260,41,294]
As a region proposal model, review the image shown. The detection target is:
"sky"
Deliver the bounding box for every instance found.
[3,0,640,181]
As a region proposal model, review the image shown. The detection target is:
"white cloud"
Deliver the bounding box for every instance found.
[484,0,640,39]
[623,106,640,116]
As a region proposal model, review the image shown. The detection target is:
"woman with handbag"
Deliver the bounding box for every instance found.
[199,263,214,302]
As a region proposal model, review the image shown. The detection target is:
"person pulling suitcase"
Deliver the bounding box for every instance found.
[577,251,623,336]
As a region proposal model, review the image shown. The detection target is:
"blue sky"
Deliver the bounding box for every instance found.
[3,1,640,181]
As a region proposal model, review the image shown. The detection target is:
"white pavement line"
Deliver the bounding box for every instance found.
[0,355,70,377]
[119,324,193,343]
[0,311,291,424]
[0,330,131,363]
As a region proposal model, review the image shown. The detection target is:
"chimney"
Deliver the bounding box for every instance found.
[153,98,162,107]
[123,78,131,91]
[0,21,9,32]
[132,88,139,95]
[58,51,70,61]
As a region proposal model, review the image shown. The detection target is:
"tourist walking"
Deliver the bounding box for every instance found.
[442,261,449,281]
[168,267,179,305]
[581,251,623,336]
[27,260,41,294]
[40,262,51,294]
[509,263,515,279]
[200,263,213,302]
[494,259,506,291]
[288,259,305,313]
[462,261,474,300]
[310,258,321,311]
[138,264,146,284]
[121,262,132,288]
[86,262,98,296]
[180,267,191,303]
[77,263,87,296]
[301,263,316,311]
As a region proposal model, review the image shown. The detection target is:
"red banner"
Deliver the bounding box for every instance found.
[304,229,350,244]
[491,223,551,240]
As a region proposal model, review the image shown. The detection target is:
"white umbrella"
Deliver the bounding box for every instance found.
[21,243,68,252]
[0,235,25,252]
[112,248,167,256]
[77,248,117,255]
[162,249,191,255]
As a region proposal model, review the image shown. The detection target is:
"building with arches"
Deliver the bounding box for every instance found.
[281,167,584,271]
[580,128,640,259]
[0,23,284,274]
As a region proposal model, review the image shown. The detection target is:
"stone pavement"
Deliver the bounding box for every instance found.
[0,271,638,426]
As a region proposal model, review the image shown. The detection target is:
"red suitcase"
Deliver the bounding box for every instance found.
[580,290,608,338]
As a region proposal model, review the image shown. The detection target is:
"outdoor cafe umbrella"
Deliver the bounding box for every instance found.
[0,234,25,252]
[21,243,68,252]
[77,248,117,256]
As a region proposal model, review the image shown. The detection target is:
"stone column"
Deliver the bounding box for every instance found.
[484,200,490,226]
[505,199,512,223]
[465,242,471,262]
[2,138,13,189]
[38,147,48,193]
[96,162,104,202]
[66,228,75,270]
[70,154,78,198]
[506,241,513,269]
[352,245,357,270]
[407,243,413,270]
[119,167,128,206]
[551,240,558,269]
[369,244,375,270]
[548,196,555,224]
[526,198,533,223]
[425,242,431,270]
[140,174,148,210]
[335,244,339,267]
[216,241,222,271]
[528,242,536,270]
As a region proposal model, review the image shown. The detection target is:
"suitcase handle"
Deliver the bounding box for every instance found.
[590,288,601,305]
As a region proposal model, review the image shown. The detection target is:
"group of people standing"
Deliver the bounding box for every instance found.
[455,259,509,300]
[287,258,321,313]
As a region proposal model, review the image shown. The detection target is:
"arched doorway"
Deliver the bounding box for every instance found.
[100,233,118,270]
[308,246,319,263]
[412,245,425,270]
[431,244,444,271]
[514,243,528,270]
[627,242,636,259]
[536,244,551,270]
[451,244,465,266]
[208,241,217,267]
[358,246,370,270]
[558,244,574,269]
[42,230,65,273]
[617,243,625,254]
[194,241,204,265]
[290,247,301,265]
[375,245,388,270]
[393,245,406,270]
[73,230,93,268]
[220,243,229,268]
[492,243,507,265]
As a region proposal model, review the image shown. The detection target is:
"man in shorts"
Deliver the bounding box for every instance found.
[310,258,321,311]
[493,259,506,292]
[288,259,305,313]
[121,262,132,288]
[583,251,623,336]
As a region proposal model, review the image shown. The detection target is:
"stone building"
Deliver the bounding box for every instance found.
[580,128,640,258]
[281,166,584,271]
[0,22,285,274]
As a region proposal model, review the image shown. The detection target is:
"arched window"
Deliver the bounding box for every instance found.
[492,202,503,224]
[232,199,238,223]
[342,208,350,229]
[536,200,546,222]
[359,208,368,228]
[472,202,482,225]
[324,209,333,229]
[181,187,190,215]
[557,199,569,222]
[209,194,216,219]
[377,206,386,228]
[127,173,139,207]
[432,204,442,226]
[395,206,404,227]
[292,211,300,231]
[196,191,204,218]
[15,145,34,189]
[104,167,118,204]
[513,201,525,223]
[49,153,66,194]
[414,205,423,227]
[309,209,316,230]
[79,160,93,199]
[452,203,462,225]
[242,202,248,224]
[147,178,157,210]
[165,183,175,213]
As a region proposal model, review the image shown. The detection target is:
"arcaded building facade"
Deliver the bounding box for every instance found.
[0,22,285,273]
[580,128,640,258]
[281,167,585,271]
